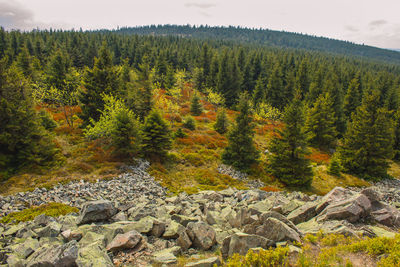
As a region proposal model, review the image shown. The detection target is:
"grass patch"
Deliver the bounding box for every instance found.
[0,203,79,224]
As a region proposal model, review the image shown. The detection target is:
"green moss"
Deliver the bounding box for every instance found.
[0,202,79,224]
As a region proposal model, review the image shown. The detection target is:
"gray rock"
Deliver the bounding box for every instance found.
[150,219,166,237]
[186,222,216,250]
[76,243,113,267]
[77,200,117,225]
[26,240,78,267]
[317,194,371,223]
[221,232,274,259]
[163,221,185,239]
[287,201,318,225]
[254,217,301,243]
[106,230,142,252]
[185,256,221,267]
[36,221,61,238]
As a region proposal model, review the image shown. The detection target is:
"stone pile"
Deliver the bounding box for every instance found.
[1,185,400,266]
[0,159,166,217]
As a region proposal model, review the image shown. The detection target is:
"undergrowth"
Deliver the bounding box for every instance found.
[0,203,79,224]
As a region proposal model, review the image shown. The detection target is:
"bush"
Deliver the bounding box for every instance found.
[190,94,203,116]
[174,128,187,138]
[223,247,289,267]
[183,116,196,130]
[84,94,140,156]
[39,110,58,130]
[214,108,229,134]
[328,154,342,176]
[141,110,172,159]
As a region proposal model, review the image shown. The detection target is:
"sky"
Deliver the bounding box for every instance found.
[1,0,400,49]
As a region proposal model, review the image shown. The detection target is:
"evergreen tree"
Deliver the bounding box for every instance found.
[394,110,400,160]
[0,62,57,176]
[328,155,342,176]
[183,116,196,130]
[268,97,313,186]
[222,94,259,172]
[45,49,69,91]
[214,108,229,134]
[343,75,361,119]
[15,47,32,77]
[338,91,394,180]
[79,42,120,124]
[266,63,284,108]
[190,94,203,116]
[252,77,266,107]
[304,93,337,150]
[141,110,172,159]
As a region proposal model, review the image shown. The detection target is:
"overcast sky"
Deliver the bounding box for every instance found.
[1,0,400,49]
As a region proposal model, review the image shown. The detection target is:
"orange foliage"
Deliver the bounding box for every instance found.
[164,113,182,122]
[306,149,331,164]
[260,185,281,192]
[180,107,191,116]
[257,122,283,135]
[54,125,82,135]
[87,139,115,163]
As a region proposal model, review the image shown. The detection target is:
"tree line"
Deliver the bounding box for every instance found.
[1,27,400,185]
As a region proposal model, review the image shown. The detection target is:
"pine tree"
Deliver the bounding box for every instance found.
[222,94,259,172]
[266,63,284,108]
[79,42,120,124]
[268,97,313,187]
[304,93,337,150]
[252,77,266,107]
[0,62,57,176]
[328,154,342,176]
[141,110,172,159]
[394,110,400,160]
[190,94,203,116]
[214,108,229,134]
[183,116,196,130]
[343,75,361,119]
[338,91,394,180]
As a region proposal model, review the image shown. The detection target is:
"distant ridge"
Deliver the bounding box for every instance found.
[108,25,400,65]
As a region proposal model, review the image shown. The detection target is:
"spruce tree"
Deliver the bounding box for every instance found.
[141,110,172,159]
[0,62,57,176]
[268,97,313,187]
[343,75,361,119]
[190,94,203,116]
[394,110,400,160]
[222,94,259,172]
[304,93,337,150]
[79,42,120,124]
[183,116,196,130]
[338,91,394,180]
[214,108,229,134]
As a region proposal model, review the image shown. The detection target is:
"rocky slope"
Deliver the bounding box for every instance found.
[1,161,400,266]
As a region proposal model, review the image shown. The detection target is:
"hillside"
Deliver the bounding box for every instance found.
[111,25,400,65]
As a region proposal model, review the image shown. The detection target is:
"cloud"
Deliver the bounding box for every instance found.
[344,25,359,32]
[368,19,387,29]
[0,0,35,30]
[184,2,216,9]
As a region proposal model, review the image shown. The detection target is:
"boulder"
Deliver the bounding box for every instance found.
[78,231,106,248]
[259,211,300,235]
[152,247,180,265]
[163,221,185,239]
[9,238,39,259]
[185,256,221,267]
[221,232,274,259]
[361,188,382,202]
[76,243,113,267]
[26,240,78,267]
[33,214,56,227]
[315,187,347,214]
[186,222,217,250]
[77,200,117,225]
[297,218,358,237]
[61,229,83,242]
[106,230,142,252]
[177,230,192,250]
[171,214,198,227]
[316,194,371,223]
[150,219,166,237]
[36,221,61,238]
[287,201,318,225]
[254,217,301,243]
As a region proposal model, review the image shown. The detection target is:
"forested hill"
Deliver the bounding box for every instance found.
[110,25,400,65]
